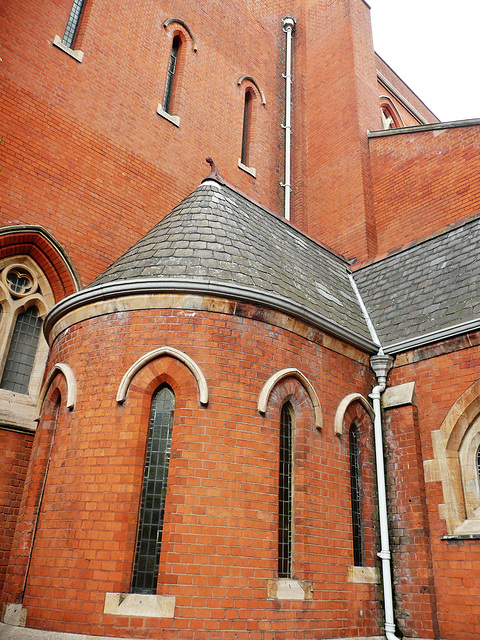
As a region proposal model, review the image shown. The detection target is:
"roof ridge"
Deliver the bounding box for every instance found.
[352,210,480,272]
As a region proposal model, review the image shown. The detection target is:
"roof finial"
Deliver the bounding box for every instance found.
[203,157,226,184]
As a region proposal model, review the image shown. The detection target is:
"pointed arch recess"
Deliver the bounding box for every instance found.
[257,368,322,430]
[35,363,77,420]
[379,96,404,128]
[237,76,266,105]
[334,393,374,435]
[117,346,208,405]
[0,225,81,301]
[162,18,198,51]
[441,379,480,451]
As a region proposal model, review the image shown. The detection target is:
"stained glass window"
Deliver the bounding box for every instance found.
[279,403,293,578]
[1,306,42,394]
[349,425,363,566]
[131,385,175,594]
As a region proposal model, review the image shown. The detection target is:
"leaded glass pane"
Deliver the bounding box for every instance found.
[349,425,363,566]
[278,403,293,578]
[163,36,180,113]
[132,385,175,594]
[1,306,42,394]
[6,269,34,295]
[62,0,86,49]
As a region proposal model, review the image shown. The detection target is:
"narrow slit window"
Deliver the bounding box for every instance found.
[132,385,175,594]
[349,425,363,566]
[1,306,42,394]
[62,0,86,49]
[241,90,253,167]
[279,403,293,578]
[163,36,181,114]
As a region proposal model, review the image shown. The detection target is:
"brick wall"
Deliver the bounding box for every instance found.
[370,122,480,256]
[387,337,480,640]
[0,429,34,596]
[292,0,381,262]
[0,0,288,284]
[3,301,382,639]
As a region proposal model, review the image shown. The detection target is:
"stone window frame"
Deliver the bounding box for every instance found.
[237,76,266,178]
[157,20,197,128]
[334,393,380,585]
[379,96,404,130]
[259,368,318,601]
[0,256,55,429]
[426,379,480,536]
[106,347,208,618]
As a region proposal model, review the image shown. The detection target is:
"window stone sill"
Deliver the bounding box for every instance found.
[238,160,256,178]
[266,579,313,600]
[157,106,180,127]
[347,566,381,584]
[53,35,84,62]
[104,593,175,618]
[442,533,480,541]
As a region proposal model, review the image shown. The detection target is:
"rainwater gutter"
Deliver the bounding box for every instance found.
[281,16,295,221]
[349,274,399,640]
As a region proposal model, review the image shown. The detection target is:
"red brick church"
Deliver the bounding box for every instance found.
[1,1,480,639]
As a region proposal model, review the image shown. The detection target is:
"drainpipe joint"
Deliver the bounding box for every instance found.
[282,16,296,33]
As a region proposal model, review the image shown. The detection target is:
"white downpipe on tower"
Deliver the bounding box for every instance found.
[281,16,295,221]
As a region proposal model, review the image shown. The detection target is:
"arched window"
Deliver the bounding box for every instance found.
[379,99,404,130]
[278,402,293,578]
[163,36,181,115]
[0,261,51,397]
[349,424,363,566]
[62,0,86,49]
[132,385,175,594]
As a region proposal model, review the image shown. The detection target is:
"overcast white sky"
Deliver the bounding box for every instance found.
[367,0,480,122]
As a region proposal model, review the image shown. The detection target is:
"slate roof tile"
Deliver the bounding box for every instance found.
[91,180,372,343]
[353,216,480,349]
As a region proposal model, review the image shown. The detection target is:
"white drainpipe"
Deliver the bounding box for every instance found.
[370,352,400,640]
[281,16,295,221]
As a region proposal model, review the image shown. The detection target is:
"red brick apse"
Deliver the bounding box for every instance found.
[1,1,480,639]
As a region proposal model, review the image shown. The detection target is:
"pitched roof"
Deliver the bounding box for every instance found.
[353,216,480,352]
[89,179,375,350]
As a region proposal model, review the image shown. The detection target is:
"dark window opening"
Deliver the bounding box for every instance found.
[279,403,293,578]
[349,425,363,566]
[62,0,86,49]
[241,90,253,166]
[163,36,181,114]
[131,385,175,594]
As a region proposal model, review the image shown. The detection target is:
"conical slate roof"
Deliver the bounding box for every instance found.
[87,179,376,351]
